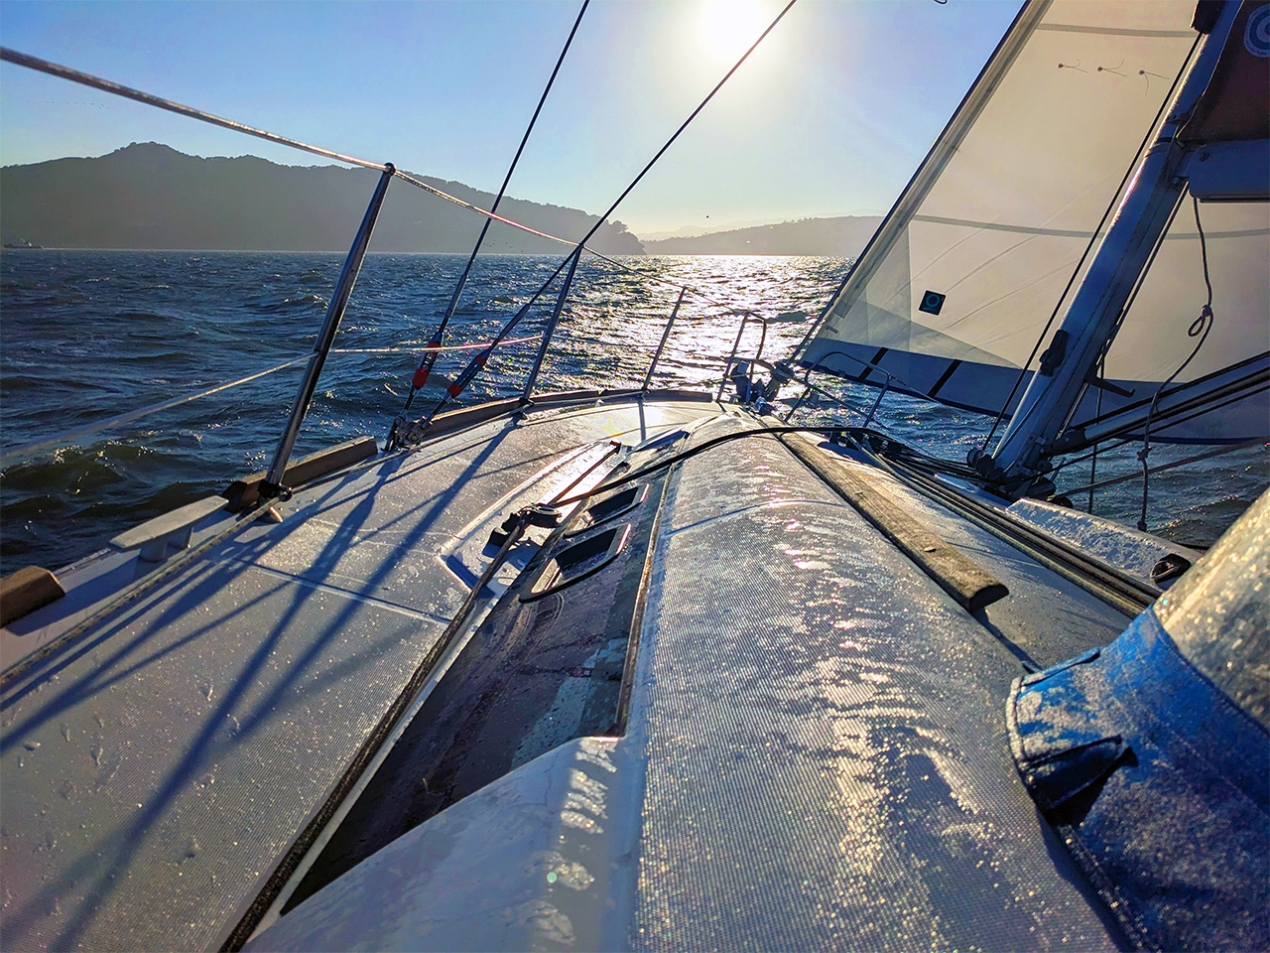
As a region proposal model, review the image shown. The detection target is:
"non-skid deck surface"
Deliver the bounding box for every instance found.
[0,401,715,952]
[244,424,1125,951]
[629,431,1121,950]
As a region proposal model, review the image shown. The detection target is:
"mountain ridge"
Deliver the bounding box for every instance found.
[0,143,883,256]
[0,143,643,255]
[643,216,881,256]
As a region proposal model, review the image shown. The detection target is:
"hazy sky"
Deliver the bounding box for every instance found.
[0,0,1022,235]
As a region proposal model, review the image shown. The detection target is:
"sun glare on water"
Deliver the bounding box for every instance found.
[696,0,772,66]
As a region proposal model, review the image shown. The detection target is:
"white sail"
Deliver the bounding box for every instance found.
[1079,196,1270,442]
[803,0,1210,422]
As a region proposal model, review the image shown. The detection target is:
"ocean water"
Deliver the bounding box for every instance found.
[1,250,1265,574]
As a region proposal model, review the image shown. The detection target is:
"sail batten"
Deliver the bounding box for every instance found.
[910,214,1093,239]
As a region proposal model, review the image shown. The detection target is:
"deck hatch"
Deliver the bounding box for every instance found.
[523,523,631,601]
[285,478,666,914]
[565,482,649,536]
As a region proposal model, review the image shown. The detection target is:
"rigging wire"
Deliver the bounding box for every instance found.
[1088,352,1105,513]
[0,356,306,467]
[0,44,806,365]
[1064,349,1269,437]
[332,336,538,355]
[415,0,801,425]
[1045,352,1269,474]
[0,337,545,469]
[403,0,590,410]
[979,169,1188,466]
[1060,436,1266,499]
[790,263,856,358]
[0,44,799,362]
[0,47,606,259]
[0,47,388,173]
[1006,188,1193,480]
[1136,194,1213,530]
[788,0,1046,365]
[1048,379,1270,476]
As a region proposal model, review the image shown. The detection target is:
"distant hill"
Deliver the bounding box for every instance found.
[643,216,882,256]
[0,143,643,255]
[0,144,884,257]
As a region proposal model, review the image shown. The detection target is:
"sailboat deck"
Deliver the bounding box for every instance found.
[0,398,716,952]
[248,411,1125,951]
[3,396,1143,950]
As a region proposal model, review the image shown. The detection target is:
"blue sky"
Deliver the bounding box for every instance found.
[0,0,1022,236]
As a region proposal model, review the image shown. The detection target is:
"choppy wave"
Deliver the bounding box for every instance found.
[244,292,329,311]
[0,249,1264,573]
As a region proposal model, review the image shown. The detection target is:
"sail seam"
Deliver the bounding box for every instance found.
[911,214,1092,238]
[928,359,964,399]
[913,217,1268,239]
[1034,24,1195,38]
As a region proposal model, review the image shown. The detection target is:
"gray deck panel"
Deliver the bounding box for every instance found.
[1,503,243,673]
[237,411,1124,952]
[1,564,431,952]
[628,437,1119,951]
[1,399,1129,950]
[218,403,719,615]
[0,400,722,952]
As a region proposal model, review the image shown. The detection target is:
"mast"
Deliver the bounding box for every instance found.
[988,0,1244,485]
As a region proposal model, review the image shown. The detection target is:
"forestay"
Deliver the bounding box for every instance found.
[802,0,1267,439]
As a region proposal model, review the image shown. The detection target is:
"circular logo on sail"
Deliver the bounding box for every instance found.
[1246,4,1270,58]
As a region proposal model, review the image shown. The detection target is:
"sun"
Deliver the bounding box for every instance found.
[696,0,771,66]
